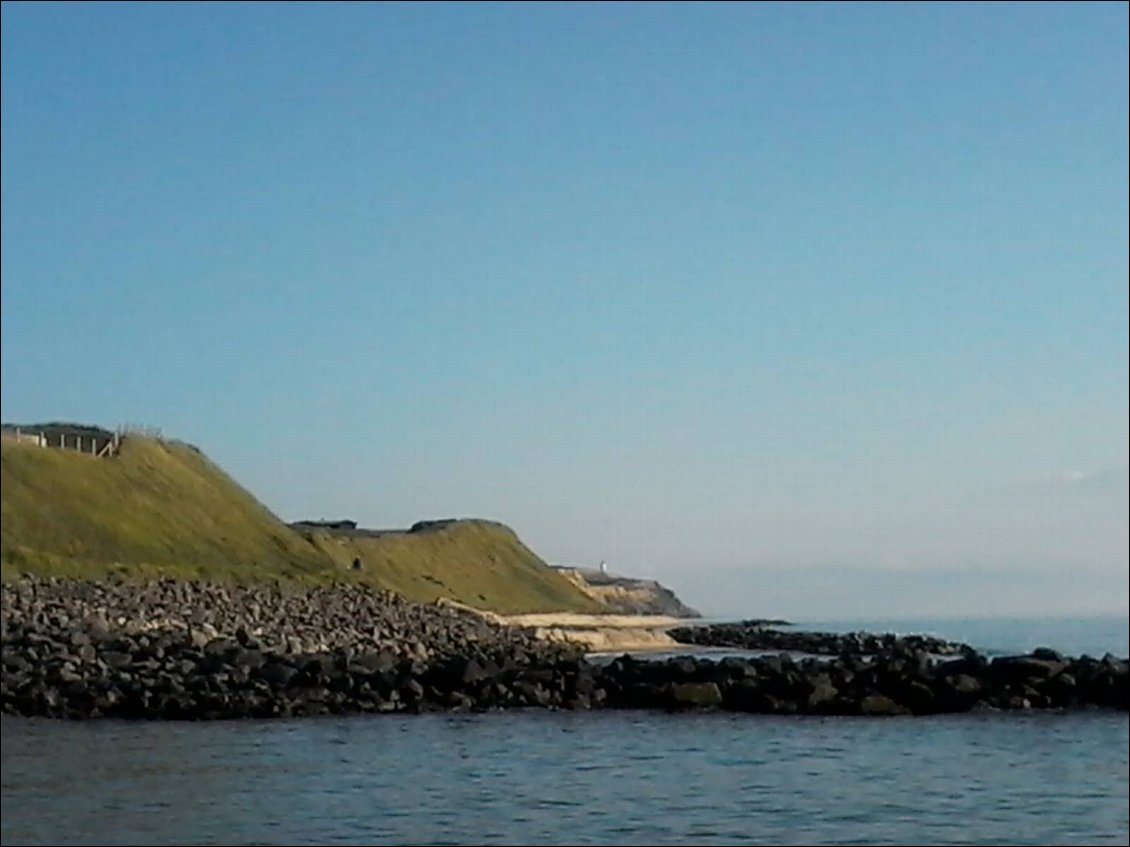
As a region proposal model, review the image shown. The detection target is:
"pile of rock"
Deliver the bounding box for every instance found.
[598,647,1128,715]
[1,576,555,662]
[0,622,586,719]
[669,621,971,657]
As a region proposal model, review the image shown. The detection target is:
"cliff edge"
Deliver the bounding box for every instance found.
[553,566,700,618]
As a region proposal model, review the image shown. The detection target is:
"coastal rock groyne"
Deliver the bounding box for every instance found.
[2,579,1126,720]
[0,577,563,664]
[669,621,972,657]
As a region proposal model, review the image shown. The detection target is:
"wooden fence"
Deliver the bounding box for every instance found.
[1,427,122,457]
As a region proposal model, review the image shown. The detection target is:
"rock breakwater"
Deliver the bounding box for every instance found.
[2,579,1126,720]
[669,621,971,656]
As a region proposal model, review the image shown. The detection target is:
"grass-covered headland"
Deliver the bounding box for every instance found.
[2,426,1125,722]
[0,427,602,614]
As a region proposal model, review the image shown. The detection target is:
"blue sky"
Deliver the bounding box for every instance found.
[3,2,1127,619]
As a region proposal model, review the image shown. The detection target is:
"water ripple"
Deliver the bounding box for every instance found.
[1,711,1127,846]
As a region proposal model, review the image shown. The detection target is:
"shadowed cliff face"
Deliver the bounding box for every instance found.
[553,567,700,618]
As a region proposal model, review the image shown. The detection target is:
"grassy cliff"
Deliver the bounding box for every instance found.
[297,521,605,615]
[0,437,335,582]
[0,436,602,614]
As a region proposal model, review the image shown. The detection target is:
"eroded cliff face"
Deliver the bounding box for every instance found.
[553,567,700,618]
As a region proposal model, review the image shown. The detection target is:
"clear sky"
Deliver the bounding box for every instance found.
[2,2,1127,621]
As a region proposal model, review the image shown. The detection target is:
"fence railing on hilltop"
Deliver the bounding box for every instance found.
[1,426,123,458]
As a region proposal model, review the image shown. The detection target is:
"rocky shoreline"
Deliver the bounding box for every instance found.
[2,578,1126,720]
[669,620,972,657]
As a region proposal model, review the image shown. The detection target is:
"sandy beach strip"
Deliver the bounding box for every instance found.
[497,612,687,653]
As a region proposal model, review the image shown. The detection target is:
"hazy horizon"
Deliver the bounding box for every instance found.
[2,3,1126,620]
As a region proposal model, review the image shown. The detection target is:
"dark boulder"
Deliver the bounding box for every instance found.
[859,694,911,717]
[668,681,723,709]
[256,662,298,688]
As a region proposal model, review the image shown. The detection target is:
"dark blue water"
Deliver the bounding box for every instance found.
[2,711,1127,846]
[2,616,1127,846]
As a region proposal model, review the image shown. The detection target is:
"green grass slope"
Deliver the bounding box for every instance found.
[0,437,335,582]
[297,522,606,615]
[0,436,603,613]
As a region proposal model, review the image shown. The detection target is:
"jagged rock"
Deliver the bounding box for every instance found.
[256,662,297,688]
[804,676,839,710]
[669,681,722,709]
[859,694,911,716]
[990,656,1068,683]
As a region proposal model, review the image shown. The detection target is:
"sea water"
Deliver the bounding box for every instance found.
[2,616,1127,846]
